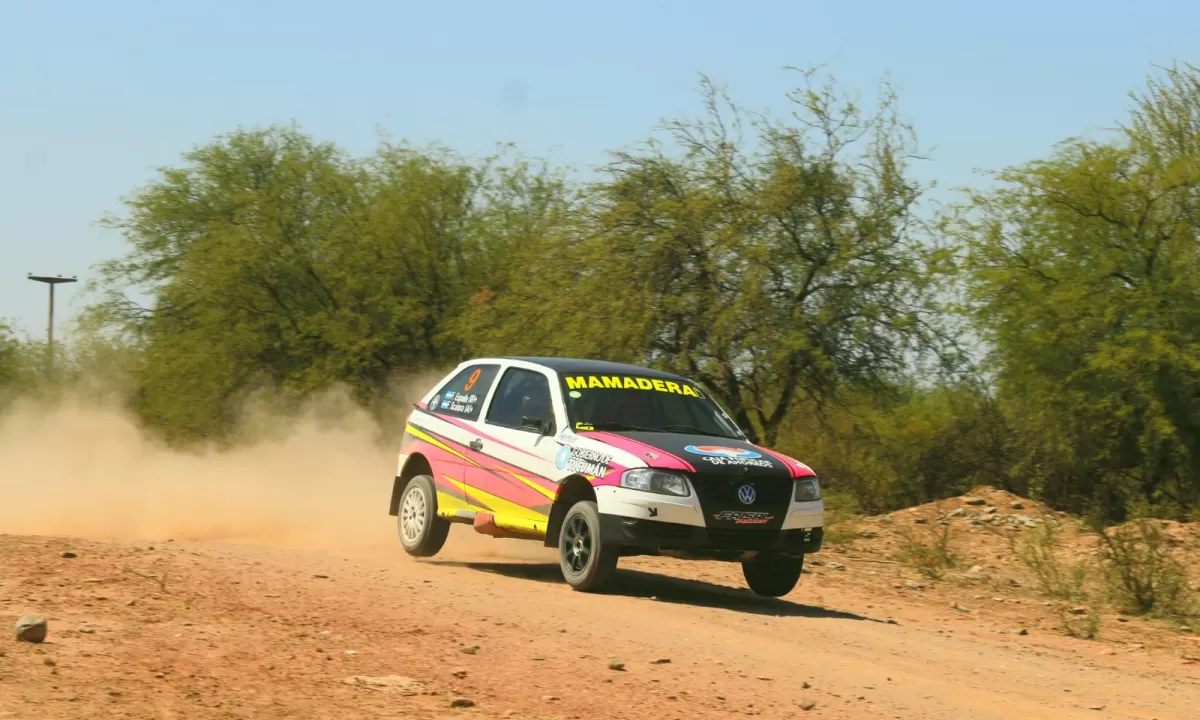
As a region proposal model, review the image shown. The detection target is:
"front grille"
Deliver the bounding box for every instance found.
[690,473,790,533]
[691,474,791,505]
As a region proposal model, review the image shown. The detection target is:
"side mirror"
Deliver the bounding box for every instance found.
[521,416,545,432]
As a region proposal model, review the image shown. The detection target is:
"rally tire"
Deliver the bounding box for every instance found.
[397,475,450,557]
[741,555,804,597]
[558,500,620,592]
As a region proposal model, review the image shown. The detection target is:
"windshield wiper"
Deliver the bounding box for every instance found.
[661,424,741,439]
[588,422,659,432]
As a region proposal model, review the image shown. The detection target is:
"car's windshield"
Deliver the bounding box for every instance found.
[559,372,744,440]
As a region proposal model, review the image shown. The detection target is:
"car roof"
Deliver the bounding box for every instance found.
[491,356,692,382]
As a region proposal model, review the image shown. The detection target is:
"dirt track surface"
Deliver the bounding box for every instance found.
[3,524,1200,720]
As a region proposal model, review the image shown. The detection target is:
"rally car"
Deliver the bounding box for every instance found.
[389,357,824,596]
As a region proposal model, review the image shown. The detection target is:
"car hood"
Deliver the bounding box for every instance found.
[588,430,813,480]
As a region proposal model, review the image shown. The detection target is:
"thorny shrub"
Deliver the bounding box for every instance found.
[896,521,958,580]
[1018,521,1101,639]
[1094,518,1195,619]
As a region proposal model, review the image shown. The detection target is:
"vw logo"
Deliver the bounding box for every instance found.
[737,484,756,505]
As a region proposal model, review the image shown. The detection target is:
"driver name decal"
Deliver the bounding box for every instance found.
[564,375,703,398]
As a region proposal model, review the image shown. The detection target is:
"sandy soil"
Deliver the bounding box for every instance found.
[3,510,1199,720]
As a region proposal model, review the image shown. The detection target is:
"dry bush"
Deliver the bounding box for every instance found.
[1018,521,1100,638]
[896,522,958,580]
[1095,519,1195,619]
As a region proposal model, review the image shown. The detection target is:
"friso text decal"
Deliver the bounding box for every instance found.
[556,445,613,477]
[712,511,775,525]
[684,445,774,469]
[564,375,703,398]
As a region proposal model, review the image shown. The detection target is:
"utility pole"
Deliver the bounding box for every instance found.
[27,273,78,377]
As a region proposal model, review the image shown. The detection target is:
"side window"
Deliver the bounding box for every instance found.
[486,368,554,432]
[428,364,499,421]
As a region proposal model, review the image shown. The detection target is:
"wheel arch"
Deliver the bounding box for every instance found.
[390,453,434,516]
[543,475,597,547]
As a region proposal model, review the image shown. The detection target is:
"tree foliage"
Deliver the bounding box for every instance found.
[958,62,1200,520]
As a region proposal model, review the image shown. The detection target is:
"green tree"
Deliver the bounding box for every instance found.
[958,63,1200,520]
[89,126,571,441]
[465,71,956,445]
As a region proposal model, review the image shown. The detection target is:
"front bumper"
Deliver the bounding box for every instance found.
[599,514,823,560]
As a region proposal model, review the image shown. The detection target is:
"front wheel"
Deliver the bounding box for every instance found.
[397,475,451,557]
[558,500,620,592]
[741,555,804,597]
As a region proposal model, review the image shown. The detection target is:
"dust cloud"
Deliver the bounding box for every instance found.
[0,390,395,549]
[0,378,558,562]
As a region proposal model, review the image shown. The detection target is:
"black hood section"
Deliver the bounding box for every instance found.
[610,431,792,480]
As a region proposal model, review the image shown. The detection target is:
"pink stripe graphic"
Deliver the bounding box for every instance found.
[581,431,697,473]
[754,445,816,479]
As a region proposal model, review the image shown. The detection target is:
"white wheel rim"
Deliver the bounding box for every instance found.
[400,486,427,543]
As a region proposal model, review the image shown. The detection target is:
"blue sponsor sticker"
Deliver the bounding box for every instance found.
[684,445,762,459]
[555,444,572,470]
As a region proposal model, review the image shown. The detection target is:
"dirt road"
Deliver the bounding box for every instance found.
[3,524,1198,720]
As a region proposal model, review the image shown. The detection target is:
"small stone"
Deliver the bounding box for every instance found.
[1117,617,1129,623]
[828,562,846,571]
[953,604,970,613]
[62,551,77,559]
[450,697,475,708]
[452,668,468,678]
[985,506,998,514]
[607,657,626,671]
[858,529,879,539]
[44,657,56,667]
[799,700,817,711]
[967,565,984,574]
[1069,607,1088,616]
[532,654,546,661]
[78,627,95,634]
[650,658,671,664]
[949,508,966,518]
[1011,501,1025,510]
[542,695,559,702]
[312,574,329,579]
[1014,628,1029,636]
[459,644,480,654]
[964,497,987,506]
[756,675,773,681]
[905,580,924,590]
[15,615,48,643]
[1086,705,1104,711]
[802,681,811,689]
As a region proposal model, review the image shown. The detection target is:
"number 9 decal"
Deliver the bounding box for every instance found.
[464,368,482,392]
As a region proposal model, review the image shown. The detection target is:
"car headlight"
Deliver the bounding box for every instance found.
[794,477,821,502]
[621,469,691,497]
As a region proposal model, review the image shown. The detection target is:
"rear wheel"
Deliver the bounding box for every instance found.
[558,500,619,592]
[397,475,450,557]
[741,554,804,597]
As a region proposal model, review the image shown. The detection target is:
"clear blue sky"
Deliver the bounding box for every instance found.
[1,0,1194,337]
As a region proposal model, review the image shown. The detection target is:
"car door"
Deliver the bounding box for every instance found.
[462,365,564,533]
[413,362,501,515]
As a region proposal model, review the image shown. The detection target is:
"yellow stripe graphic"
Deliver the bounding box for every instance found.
[496,466,557,500]
[445,478,548,524]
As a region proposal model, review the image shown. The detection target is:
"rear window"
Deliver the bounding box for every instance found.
[428,364,499,421]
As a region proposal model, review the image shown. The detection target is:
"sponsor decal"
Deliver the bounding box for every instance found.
[737,484,757,505]
[440,390,482,416]
[555,445,613,477]
[564,375,704,398]
[575,421,594,430]
[568,390,582,399]
[712,510,775,525]
[685,445,774,469]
